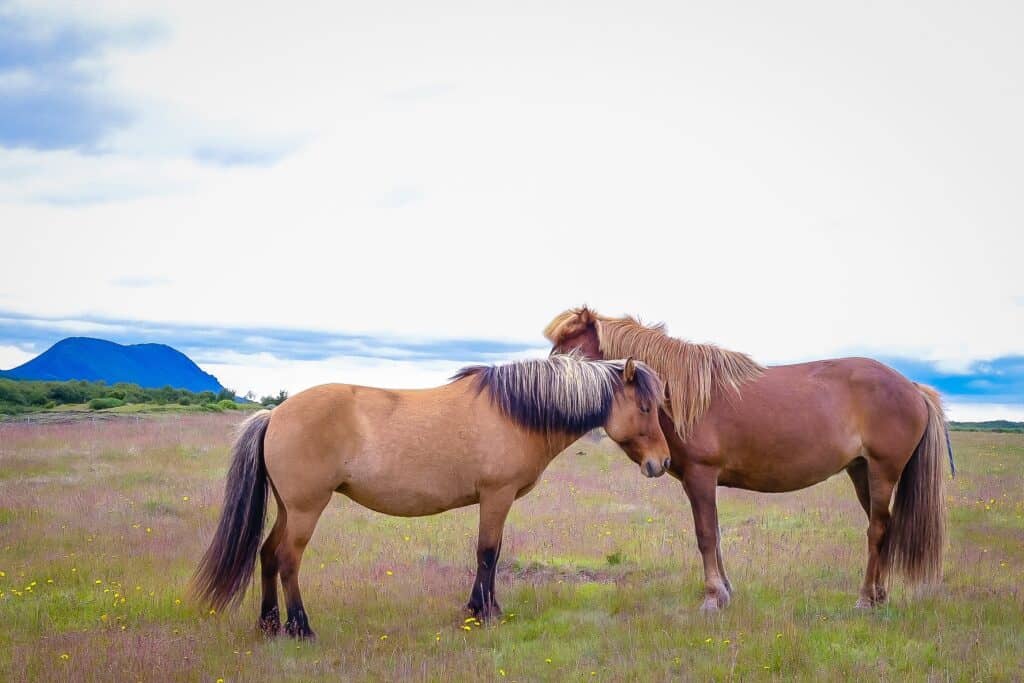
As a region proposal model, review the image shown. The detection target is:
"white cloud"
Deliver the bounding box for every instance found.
[0,345,35,370]
[0,0,1022,375]
[946,403,1024,423]
[201,352,476,398]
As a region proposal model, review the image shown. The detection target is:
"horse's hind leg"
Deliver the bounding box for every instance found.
[855,458,897,608]
[846,458,871,520]
[258,501,286,636]
[277,495,331,639]
[468,486,516,621]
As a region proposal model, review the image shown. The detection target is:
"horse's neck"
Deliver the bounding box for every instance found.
[538,429,589,462]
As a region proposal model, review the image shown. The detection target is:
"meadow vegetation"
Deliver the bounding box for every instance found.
[0,415,1021,681]
[0,379,255,416]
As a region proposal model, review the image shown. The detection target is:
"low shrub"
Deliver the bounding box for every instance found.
[88,397,125,410]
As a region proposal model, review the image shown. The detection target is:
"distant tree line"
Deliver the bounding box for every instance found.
[0,379,246,415]
[259,389,289,407]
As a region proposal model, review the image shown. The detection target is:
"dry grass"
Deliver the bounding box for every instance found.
[1,415,1022,681]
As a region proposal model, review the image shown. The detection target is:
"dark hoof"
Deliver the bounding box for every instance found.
[855,586,888,609]
[258,606,281,637]
[285,622,316,640]
[284,608,316,640]
[467,601,502,623]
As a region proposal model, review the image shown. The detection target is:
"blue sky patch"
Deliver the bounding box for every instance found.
[0,311,539,365]
[0,11,161,151]
[882,356,1024,406]
[193,143,292,167]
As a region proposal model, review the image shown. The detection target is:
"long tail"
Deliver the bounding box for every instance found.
[884,384,951,584]
[191,410,272,611]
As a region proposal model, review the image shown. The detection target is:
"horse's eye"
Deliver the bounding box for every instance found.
[640,405,650,414]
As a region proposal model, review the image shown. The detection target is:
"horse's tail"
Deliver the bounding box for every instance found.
[191,409,272,611]
[884,384,951,584]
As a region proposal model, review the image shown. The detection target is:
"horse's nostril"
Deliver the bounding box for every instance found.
[663,458,672,471]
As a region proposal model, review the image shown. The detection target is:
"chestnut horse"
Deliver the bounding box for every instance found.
[545,307,954,611]
[192,354,669,638]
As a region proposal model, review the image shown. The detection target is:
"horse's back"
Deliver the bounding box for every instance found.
[699,357,926,490]
[261,380,529,517]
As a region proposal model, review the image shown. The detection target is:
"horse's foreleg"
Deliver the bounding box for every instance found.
[258,506,286,636]
[715,527,732,594]
[468,486,516,622]
[855,461,896,608]
[277,497,330,639]
[682,466,730,612]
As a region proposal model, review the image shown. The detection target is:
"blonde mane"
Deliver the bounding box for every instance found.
[451,353,663,435]
[544,308,764,438]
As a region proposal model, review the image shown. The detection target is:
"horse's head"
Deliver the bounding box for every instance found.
[603,358,671,478]
[543,306,603,359]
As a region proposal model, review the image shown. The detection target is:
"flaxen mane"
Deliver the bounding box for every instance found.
[451,353,662,434]
[544,308,763,438]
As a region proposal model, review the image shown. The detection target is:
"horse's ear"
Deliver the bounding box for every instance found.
[544,306,596,344]
[622,357,636,383]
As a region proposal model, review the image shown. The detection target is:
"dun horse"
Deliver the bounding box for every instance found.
[192,354,669,638]
[545,307,954,611]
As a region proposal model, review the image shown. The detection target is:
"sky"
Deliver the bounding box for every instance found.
[0,0,1022,420]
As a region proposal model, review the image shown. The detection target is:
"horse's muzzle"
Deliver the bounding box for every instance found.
[643,459,669,478]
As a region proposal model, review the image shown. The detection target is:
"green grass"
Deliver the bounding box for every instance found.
[1,417,1022,681]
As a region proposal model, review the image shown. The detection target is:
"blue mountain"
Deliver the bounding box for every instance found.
[0,337,223,392]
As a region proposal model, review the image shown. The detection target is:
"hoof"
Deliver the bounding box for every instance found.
[258,606,281,637]
[285,623,317,640]
[700,599,721,614]
[700,589,730,613]
[467,601,502,623]
[700,581,733,614]
[284,608,316,640]
[855,586,888,609]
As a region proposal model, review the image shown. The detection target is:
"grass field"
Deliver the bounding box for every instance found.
[1,414,1022,681]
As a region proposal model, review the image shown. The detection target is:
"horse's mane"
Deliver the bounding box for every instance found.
[544,308,763,438]
[451,353,662,435]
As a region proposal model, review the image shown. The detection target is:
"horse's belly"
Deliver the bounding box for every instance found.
[341,478,478,517]
[717,446,857,492]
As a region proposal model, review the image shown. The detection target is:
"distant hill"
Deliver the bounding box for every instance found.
[0,337,223,392]
[949,420,1024,433]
